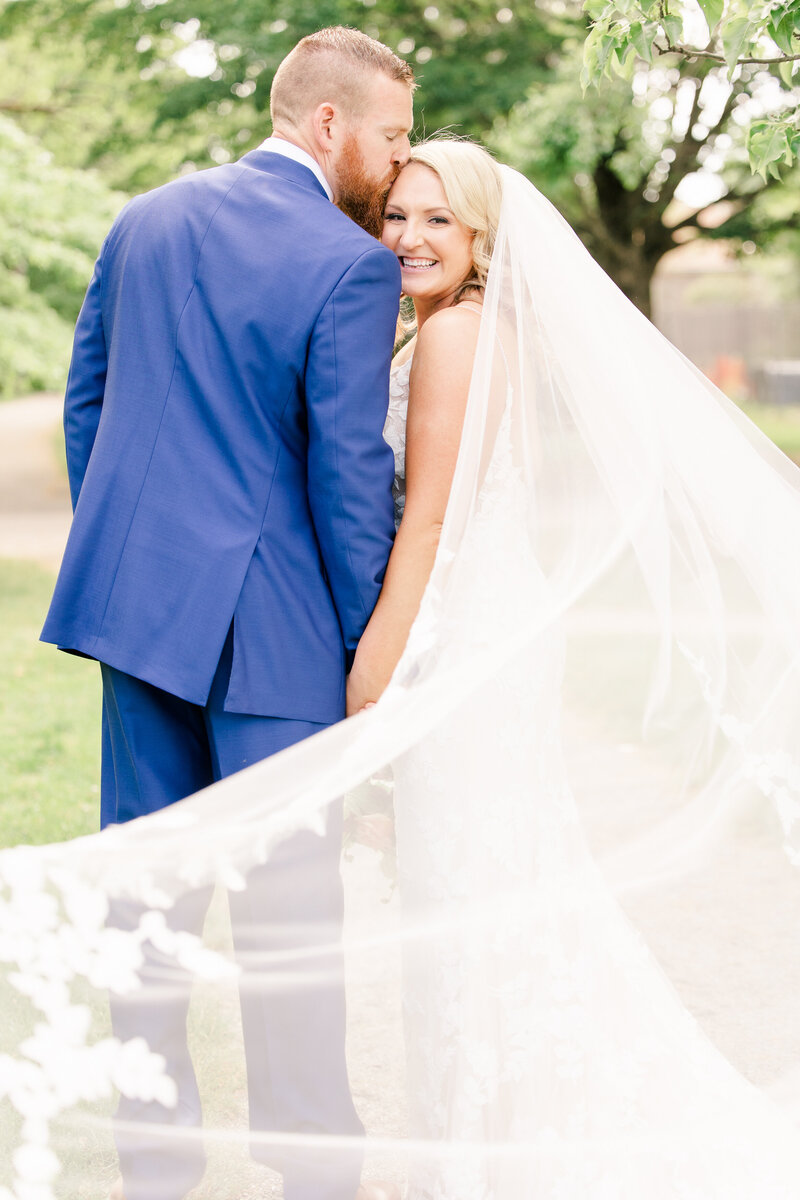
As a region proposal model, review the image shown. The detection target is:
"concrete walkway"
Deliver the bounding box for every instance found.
[0,392,71,571]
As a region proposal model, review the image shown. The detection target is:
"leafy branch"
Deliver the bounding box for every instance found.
[654,42,800,64]
[0,100,59,114]
[582,0,800,177]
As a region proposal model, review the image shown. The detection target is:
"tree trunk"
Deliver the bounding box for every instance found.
[587,241,658,320]
[584,157,676,321]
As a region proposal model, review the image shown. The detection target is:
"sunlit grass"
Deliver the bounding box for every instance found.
[0,558,100,847]
[739,402,800,464]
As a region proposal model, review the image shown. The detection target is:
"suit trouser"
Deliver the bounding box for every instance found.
[100,632,364,1200]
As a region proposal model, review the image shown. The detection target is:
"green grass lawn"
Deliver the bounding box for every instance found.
[0,557,100,847]
[740,402,800,464]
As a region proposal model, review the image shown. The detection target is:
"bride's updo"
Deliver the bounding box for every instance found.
[409,138,503,302]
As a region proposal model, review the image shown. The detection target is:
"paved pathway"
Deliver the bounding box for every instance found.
[0,392,71,571]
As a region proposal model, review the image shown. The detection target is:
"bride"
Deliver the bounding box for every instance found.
[349,138,800,1197]
[3,139,800,1200]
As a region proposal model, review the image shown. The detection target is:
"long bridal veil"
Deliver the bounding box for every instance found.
[3,165,800,1199]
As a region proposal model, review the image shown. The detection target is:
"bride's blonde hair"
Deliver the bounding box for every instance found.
[409,138,503,303]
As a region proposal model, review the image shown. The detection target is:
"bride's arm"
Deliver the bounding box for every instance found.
[346,304,481,715]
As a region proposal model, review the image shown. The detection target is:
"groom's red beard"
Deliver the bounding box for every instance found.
[336,134,399,239]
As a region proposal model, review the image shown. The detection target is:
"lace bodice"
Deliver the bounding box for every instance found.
[385,356,411,526]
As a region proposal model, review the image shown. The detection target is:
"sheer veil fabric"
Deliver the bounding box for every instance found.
[2,166,800,1198]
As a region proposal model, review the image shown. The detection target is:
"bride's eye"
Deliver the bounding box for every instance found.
[384,213,405,221]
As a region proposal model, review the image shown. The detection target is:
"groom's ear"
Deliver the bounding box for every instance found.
[312,102,339,149]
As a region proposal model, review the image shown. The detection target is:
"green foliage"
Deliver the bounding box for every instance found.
[0,18,226,192]
[0,25,174,190]
[1,0,798,339]
[747,114,800,178]
[0,1,563,390]
[491,33,800,315]
[0,115,125,396]
[0,0,563,191]
[582,0,800,177]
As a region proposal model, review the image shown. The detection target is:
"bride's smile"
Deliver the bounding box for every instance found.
[399,256,437,270]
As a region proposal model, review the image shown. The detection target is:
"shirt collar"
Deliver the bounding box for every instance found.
[256,136,333,202]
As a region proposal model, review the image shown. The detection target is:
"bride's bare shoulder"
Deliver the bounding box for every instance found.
[407,304,483,424]
[414,302,482,366]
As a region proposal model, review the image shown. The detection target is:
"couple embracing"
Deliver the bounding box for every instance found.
[42,25,500,1200]
[41,21,800,1200]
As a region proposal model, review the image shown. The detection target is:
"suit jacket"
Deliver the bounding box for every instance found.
[41,150,399,723]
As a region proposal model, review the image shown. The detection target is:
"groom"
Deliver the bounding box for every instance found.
[41,26,413,1200]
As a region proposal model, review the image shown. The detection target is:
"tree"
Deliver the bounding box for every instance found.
[2,0,797,344]
[0,114,124,395]
[0,1,566,390]
[0,0,565,192]
[582,0,800,177]
[491,30,799,317]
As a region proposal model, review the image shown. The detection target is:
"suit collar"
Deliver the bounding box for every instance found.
[239,148,331,201]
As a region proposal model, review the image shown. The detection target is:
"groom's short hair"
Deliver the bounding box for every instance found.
[270,26,415,127]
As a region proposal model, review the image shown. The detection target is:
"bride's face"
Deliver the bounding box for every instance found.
[382,162,475,307]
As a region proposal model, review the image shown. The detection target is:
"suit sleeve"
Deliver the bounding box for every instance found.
[305,243,400,665]
[63,247,108,510]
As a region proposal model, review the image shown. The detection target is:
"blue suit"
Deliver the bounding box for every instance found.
[42,148,398,722]
[42,150,399,1200]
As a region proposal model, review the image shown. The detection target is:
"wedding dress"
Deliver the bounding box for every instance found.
[384,344,800,1199]
[2,166,800,1200]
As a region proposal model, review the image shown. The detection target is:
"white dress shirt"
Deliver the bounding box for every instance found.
[256,135,333,202]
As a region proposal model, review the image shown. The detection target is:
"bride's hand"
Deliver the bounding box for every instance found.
[351,812,394,851]
[346,666,380,717]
